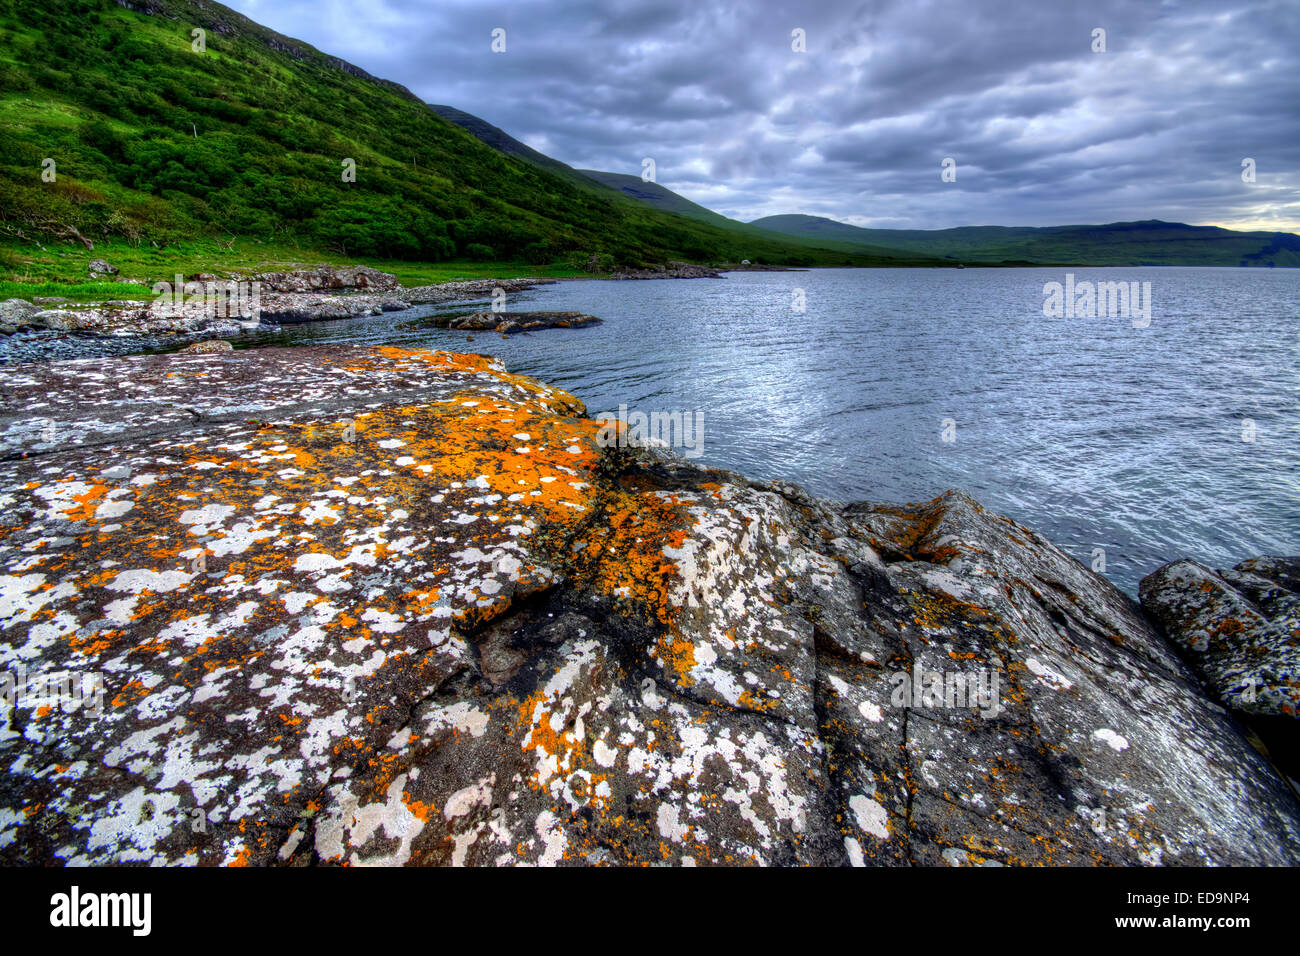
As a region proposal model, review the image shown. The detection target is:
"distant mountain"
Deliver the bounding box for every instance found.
[427,107,946,265]
[750,215,1300,267]
[576,170,740,229]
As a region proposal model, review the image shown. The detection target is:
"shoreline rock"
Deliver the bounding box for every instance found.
[404,276,554,304]
[609,261,722,280]
[432,311,602,334]
[1140,556,1299,785]
[241,264,400,294]
[1,345,1296,866]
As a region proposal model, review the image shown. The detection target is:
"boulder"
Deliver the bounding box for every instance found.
[0,299,39,334]
[1141,556,1299,784]
[87,259,119,276]
[0,346,1296,866]
[1141,557,1300,719]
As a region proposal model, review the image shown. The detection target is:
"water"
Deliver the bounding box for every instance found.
[4,267,1297,594]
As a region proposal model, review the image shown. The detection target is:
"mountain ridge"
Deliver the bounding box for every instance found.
[750,214,1300,267]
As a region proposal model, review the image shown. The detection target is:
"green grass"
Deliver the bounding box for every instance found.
[0,235,591,292]
[0,279,151,301]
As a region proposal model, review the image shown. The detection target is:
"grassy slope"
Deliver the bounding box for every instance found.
[0,0,945,294]
[750,215,1300,267]
[0,234,595,302]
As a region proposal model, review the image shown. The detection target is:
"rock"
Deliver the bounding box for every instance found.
[403,277,552,305]
[0,299,39,334]
[180,340,234,353]
[435,311,602,334]
[17,285,410,336]
[1140,557,1300,720]
[245,265,400,294]
[88,259,119,276]
[1140,557,1300,783]
[257,292,410,323]
[0,346,1297,866]
[610,261,721,280]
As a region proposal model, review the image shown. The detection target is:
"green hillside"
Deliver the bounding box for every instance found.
[426,104,591,188]
[577,170,742,229]
[0,0,923,273]
[750,215,1300,267]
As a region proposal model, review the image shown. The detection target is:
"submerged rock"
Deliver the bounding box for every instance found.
[180,340,234,353]
[435,311,602,334]
[0,346,1297,866]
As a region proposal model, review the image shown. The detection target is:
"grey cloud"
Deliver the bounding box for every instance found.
[225,0,1300,230]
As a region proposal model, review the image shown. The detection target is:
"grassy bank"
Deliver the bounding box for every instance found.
[0,236,592,301]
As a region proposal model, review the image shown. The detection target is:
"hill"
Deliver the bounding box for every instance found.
[423,110,945,266]
[750,215,1300,267]
[0,0,918,270]
[577,169,741,229]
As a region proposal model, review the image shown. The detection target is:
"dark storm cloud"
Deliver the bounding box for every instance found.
[227,0,1300,230]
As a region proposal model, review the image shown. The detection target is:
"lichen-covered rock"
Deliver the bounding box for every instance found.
[88,260,119,276]
[26,299,256,337]
[20,289,411,336]
[1140,557,1300,722]
[1,346,1297,866]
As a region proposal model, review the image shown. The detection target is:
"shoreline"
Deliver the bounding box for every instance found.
[0,263,748,341]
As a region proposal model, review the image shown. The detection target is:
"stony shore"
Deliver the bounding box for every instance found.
[0,266,559,338]
[0,262,728,339]
[0,345,1296,866]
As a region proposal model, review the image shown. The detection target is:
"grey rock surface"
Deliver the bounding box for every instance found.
[1,346,1297,865]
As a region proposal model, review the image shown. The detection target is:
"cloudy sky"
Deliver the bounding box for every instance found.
[226,0,1298,231]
